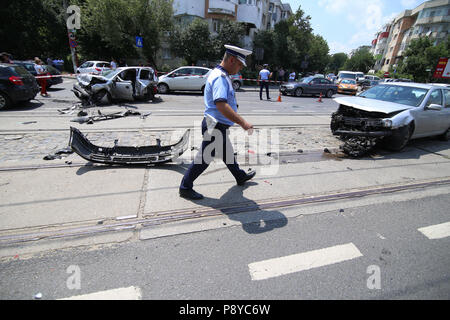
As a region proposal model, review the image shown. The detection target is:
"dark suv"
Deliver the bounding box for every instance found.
[0,63,39,109]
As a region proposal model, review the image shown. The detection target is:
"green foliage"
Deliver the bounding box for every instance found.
[400,37,449,83]
[343,47,375,73]
[307,35,330,73]
[327,53,348,74]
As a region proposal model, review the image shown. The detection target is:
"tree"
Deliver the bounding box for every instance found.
[343,47,375,73]
[169,18,214,65]
[400,37,449,82]
[327,53,348,74]
[211,20,245,60]
[78,0,174,65]
[307,35,330,73]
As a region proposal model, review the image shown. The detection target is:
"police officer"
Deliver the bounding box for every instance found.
[179,45,256,200]
[258,64,272,100]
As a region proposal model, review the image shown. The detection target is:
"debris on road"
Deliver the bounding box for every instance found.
[69,127,190,165]
[70,109,151,124]
[43,147,74,160]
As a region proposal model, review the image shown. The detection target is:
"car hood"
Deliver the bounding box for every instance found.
[77,74,107,85]
[334,96,412,114]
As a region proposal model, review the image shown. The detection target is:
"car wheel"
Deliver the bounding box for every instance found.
[93,90,111,105]
[157,83,169,94]
[0,92,11,110]
[232,81,241,90]
[294,88,303,97]
[439,127,450,141]
[326,89,334,98]
[382,123,413,151]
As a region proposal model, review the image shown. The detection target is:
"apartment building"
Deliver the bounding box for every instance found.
[370,0,450,72]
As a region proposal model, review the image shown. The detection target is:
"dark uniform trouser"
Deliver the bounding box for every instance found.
[180,118,247,190]
[260,80,270,99]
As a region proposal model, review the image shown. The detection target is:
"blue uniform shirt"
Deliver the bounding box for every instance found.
[204,65,237,127]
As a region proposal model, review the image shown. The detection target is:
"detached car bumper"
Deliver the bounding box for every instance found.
[69,127,190,165]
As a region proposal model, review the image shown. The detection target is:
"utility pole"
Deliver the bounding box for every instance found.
[63,0,79,73]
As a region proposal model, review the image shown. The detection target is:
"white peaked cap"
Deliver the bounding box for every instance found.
[224,44,252,67]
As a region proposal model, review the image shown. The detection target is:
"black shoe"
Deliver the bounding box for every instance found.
[179,188,204,200]
[267,97,271,100]
[237,170,256,186]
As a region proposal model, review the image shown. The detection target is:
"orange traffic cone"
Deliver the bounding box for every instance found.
[317,92,323,103]
[277,91,282,102]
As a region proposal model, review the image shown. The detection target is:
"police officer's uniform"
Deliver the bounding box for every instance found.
[259,64,271,100]
[179,45,255,200]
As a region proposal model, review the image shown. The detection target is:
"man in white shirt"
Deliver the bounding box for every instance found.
[289,70,296,82]
[258,64,272,100]
[111,58,117,70]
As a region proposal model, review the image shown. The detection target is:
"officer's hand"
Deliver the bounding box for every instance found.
[241,121,253,131]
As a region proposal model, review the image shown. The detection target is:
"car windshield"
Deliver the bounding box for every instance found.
[358,84,428,107]
[341,79,356,84]
[340,73,356,79]
[301,76,314,83]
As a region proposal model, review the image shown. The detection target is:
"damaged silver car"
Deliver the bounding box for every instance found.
[73,67,158,105]
[331,83,450,157]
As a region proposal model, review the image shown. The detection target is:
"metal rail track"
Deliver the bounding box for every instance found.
[1,178,450,245]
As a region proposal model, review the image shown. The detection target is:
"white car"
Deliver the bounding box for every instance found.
[77,61,112,75]
[157,66,211,94]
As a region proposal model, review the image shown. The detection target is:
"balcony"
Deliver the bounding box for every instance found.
[237,4,261,28]
[208,0,237,17]
[416,15,450,25]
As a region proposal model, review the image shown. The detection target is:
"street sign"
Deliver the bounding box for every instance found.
[433,57,450,78]
[135,36,143,48]
[69,39,78,48]
[384,72,390,77]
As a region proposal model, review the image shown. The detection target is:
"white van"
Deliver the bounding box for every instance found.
[337,71,357,83]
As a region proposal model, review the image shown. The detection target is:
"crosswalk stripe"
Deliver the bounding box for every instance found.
[59,286,142,300]
[418,221,450,240]
[248,243,363,281]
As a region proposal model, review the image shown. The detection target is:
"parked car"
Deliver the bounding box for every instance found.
[280,76,338,98]
[13,60,63,88]
[157,66,211,94]
[0,63,39,109]
[364,75,381,81]
[76,61,111,75]
[355,72,365,84]
[331,82,450,154]
[73,66,158,105]
[360,80,380,92]
[337,79,358,95]
[230,73,243,90]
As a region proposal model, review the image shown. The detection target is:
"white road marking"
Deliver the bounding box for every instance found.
[59,286,142,300]
[248,243,363,281]
[418,221,450,240]
[252,110,276,113]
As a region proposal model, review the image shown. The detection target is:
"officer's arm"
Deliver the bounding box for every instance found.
[216,102,252,131]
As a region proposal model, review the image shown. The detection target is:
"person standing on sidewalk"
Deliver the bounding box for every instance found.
[34,57,49,97]
[179,44,256,200]
[258,64,272,100]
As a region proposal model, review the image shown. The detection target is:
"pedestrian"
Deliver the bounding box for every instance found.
[34,57,49,97]
[179,44,256,200]
[278,67,285,84]
[111,58,117,70]
[0,52,13,63]
[258,64,272,100]
[289,70,296,82]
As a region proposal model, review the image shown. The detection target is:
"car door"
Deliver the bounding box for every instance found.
[112,71,133,100]
[169,68,193,90]
[441,89,450,132]
[308,78,322,94]
[137,68,152,96]
[413,89,445,137]
[190,68,209,90]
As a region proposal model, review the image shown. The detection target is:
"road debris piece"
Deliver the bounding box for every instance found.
[70,109,150,124]
[69,127,190,165]
[34,293,42,300]
[43,147,74,161]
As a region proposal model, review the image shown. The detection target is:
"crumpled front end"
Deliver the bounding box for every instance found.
[331,104,399,157]
[69,127,190,165]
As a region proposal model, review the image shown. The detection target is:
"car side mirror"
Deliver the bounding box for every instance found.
[426,104,442,111]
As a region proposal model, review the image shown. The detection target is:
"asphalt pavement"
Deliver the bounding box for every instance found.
[0,80,449,301]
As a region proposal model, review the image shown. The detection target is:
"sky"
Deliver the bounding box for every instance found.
[285,0,425,54]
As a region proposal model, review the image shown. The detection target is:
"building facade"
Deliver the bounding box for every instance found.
[158,0,292,68]
[370,0,450,72]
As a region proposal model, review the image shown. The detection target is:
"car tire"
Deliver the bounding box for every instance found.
[439,127,450,141]
[232,81,241,91]
[157,83,169,94]
[382,123,413,151]
[0,92,11,110]
[326,89,334,98]
[93,90,111,105]
[294,88,303,97]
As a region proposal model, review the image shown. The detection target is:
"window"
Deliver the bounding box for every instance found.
[140,69,150,80]
[444,90,450,108]
[427,89,443,106]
